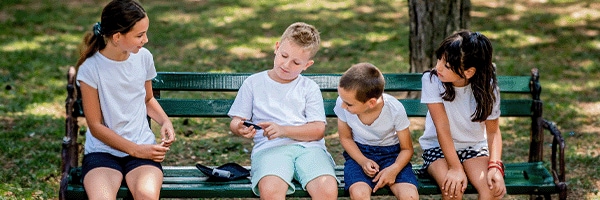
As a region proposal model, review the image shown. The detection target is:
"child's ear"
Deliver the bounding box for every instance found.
[465,67,476,79]
[274,41,280,54]
[366,97,378,108]
[302,60,314,70]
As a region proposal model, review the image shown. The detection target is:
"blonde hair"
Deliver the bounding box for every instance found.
[280,22,321,58]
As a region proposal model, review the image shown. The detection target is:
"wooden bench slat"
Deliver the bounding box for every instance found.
[153,73,531,93]
[157,99,234,117]
[158,99,532,118]
[496,76,531,93]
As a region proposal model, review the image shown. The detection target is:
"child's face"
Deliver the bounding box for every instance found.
[337,87,370,115]
[435,56,469,87]
[271,39,314,83]
[114,16,149,54]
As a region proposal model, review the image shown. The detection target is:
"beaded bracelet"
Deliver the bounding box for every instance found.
[488,160,505,177]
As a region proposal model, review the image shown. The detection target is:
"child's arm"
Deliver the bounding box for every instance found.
[258,121,325,141]
[427,103,468,196]
[144,81,175,147]
[229,116,258,138]
[337,119,379,177]
[80,81,169,162]
[485,118,506,197]
[486,118,502,164]
[372,127,413,192]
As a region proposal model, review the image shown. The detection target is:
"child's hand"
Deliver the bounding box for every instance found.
[160,121,175,147]
[259,122,285,140]
[443,168,467,199]
[132,144,170,162]
[372,166,399,192]
[487,168,506,198]
[235,119,257,138]
[360,159,379,178]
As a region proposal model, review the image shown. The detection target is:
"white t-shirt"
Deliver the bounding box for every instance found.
[227,71,327,156]
[333,93,410,146]
[419,72,501,150]
[76,48,157,157]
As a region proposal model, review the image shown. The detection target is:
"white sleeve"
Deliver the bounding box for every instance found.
[143,48,157,80]
[421,72,444,104]
[303,81,326,123]
[76,59,98,89]
[333,96,347,122]
[487,86,501,120]
[228,79,254,119]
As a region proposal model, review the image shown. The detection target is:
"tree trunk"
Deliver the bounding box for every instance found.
[408,0,471,73]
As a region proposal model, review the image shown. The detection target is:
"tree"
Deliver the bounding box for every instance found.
[408,0,471,73]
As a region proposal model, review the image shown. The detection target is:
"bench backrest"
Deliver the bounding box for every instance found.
[150,73,534,118]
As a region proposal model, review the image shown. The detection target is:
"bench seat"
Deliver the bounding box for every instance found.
[64,162,557,199]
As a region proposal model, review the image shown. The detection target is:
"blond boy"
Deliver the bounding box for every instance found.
[228,22,338,199]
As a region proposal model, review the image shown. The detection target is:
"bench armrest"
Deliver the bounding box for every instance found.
[542,119,567,199]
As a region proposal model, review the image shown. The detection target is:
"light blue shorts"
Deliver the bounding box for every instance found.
[250,144,338,196]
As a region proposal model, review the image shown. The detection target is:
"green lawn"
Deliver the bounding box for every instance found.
[0,0,598,199]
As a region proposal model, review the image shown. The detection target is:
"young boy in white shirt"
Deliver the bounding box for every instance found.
[334,63,418,200]
[228,22,338,200]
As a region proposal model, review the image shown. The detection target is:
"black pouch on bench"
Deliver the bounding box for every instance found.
[196,163,250,181]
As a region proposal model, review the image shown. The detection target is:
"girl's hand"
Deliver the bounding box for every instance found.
[259,122,285,140]
[160,121,175,147]
[359,159,379,178]
[372,166,398,192]
[487,168,507,198]
[443,168,467,199]
[132,144,170,162]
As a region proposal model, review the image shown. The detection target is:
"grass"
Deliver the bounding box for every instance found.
[0,0,599,199]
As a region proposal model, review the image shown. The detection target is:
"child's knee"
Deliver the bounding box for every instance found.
[348,182,372,199]
[397,191,419,200]
[391,183,419,200]
[306,175,338,197]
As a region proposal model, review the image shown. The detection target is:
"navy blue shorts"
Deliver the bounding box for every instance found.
[343,142,418,191]
[81,152,162,183]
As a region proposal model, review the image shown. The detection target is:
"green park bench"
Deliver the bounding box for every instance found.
[60,66,567,199]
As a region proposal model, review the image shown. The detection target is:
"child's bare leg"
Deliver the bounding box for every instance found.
[427,159,464,200]
[83,168,123,200]
[347,182,372,200]
[390,182,419,200]
[305,175,338,200]
[258,175,288,200]
[125,165,163,200]
[463,156,501,200]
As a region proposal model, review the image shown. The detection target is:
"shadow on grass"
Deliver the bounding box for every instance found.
[0,0,599,198]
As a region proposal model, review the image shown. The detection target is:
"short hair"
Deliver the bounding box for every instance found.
[339,63,385,103]
[280,22,321,58]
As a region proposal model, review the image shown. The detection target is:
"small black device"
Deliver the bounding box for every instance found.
[243,121,262,130]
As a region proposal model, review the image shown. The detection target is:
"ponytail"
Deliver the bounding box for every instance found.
[75,22,106,69]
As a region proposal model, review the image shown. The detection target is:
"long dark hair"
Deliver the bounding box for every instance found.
[76,0,146,68]
[430,30,497,122]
